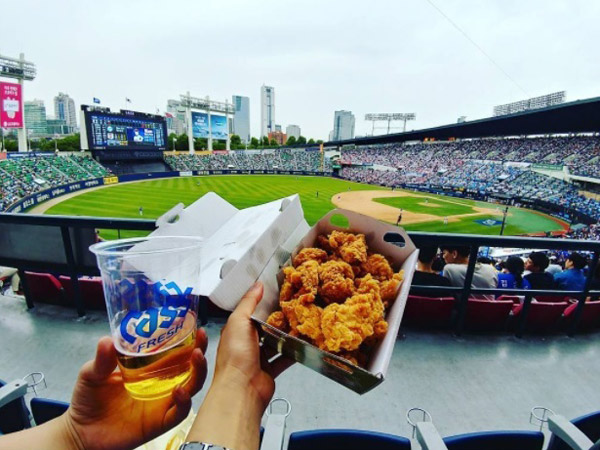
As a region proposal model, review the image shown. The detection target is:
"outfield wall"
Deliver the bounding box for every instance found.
[9,169,331,213]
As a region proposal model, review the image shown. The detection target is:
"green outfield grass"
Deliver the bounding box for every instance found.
[374,195,475,216]
[42,175,566,239]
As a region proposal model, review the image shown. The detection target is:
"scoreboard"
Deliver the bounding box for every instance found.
[82,106,167,151]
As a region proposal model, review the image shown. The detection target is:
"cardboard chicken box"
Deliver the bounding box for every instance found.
[253,209,418,394]
[151,194,417,394]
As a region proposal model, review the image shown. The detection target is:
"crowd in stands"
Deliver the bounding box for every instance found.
[165,149,333,173]
[339,135,600,221]
[0,155,111,211]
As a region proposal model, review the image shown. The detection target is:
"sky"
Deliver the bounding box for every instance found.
[2,0,599,140]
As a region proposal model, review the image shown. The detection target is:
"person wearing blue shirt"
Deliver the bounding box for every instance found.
[554,252,587,291]
[497,256,531,290]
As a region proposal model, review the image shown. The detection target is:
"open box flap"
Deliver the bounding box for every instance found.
[153,192,239,240]
[203,195,307,309]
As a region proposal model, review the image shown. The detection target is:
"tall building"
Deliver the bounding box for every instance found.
[47,118,72,135]
[232,95,250,144]
[275,124,282,132]
[286,124,301,140]
[24,100,48,137]
[54,92,77,129]
[332,110,355,141]
[261,85,275,138]
[166,99,187,135]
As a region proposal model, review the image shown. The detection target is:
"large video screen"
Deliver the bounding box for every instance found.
[84,109,167,151]
[191,111,228,140]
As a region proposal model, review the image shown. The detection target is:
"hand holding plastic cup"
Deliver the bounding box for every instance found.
[90,236,203,400]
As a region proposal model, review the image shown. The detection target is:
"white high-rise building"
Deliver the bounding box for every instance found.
[54,92,77,129]
[286,124,301,140]
[261,85,275,138]
[232,95,250,143]
[332,110,355,141]
[166,99,187,135]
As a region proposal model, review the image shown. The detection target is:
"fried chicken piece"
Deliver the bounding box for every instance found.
[318,260,355,304]
[266,311,288,332]
[361,253,394,281]
[281,297,324,342]
[293,248,328,268]
[279,280,294,302]
[380,271,404,308]
[328,230,368,264]
[316,234,334,253]
[321,291,385,352]
[284,260,319,298]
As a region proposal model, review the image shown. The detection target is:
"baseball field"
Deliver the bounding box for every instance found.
[36,175,568,239]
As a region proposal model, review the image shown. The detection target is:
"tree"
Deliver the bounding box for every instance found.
[261,136,269,147]
[4,139,17,151]
[297,135,307,145]
[230,134,243,150]
[194,138,207,150]
[268,138,278,147]
[307,138,315,145]
[286,136,296,146]
[249,137,259,149]
[168,133,178,151]
[56,133,81,151]
[176,134,189,150]
[213,141,226,150]
[316,139,324,145]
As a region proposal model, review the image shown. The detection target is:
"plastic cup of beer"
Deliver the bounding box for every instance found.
[90,236,203,401]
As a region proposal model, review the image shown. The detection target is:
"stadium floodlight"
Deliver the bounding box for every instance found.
[493,91,566,117]
[0,53,36,81]
[364,113,416,134]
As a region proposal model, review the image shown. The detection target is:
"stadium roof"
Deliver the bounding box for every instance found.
[327,96,600,146]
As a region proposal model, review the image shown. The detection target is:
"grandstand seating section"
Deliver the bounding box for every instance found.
[0,155,111,211]
[164,148,332,173]
[338,136,600,221]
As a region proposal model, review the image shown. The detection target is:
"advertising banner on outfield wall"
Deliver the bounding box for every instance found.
[7,178,104,213]
[0,82,23,128]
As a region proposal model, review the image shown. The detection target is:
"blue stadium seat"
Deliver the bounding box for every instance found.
[443,430,544,450]
[547,410,600,450]
[287,429,411,450]
[30,398,69,426]
[0,379,31,435]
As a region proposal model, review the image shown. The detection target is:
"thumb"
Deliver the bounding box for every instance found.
[81,336,118,383]
[233,282,263,318]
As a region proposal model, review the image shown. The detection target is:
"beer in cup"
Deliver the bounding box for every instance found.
[90,236,202,400]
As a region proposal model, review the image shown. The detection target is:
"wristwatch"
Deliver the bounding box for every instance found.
[178,443,231,450]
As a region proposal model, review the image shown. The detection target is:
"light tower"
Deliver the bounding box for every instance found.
[0,53,36,152]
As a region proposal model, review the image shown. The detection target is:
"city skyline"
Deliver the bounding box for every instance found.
[2,0,600,140]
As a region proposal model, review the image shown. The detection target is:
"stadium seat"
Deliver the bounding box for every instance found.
[59,276,106,310]
[443,430,544,450]
[546,410,600,450]
[534,295,569,303]
[30,398,69,426]
[563,300,600,330]
[512,301,569,332]
[287,429,411,450]
[403,295,455,328]
[497,295,521,304]
[0,379,31,434]
[23,272,65,306]
[464,299,513,331]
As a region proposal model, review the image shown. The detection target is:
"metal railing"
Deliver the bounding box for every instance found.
[0,213,598,335]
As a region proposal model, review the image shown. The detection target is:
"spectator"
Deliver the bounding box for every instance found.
[546,256,563,275]
[524,252,554,290]
[0,266,20,294]
[497,256,531,290]
[440,245,498,299]
[554,252,587,291]
[410,246,452,296]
